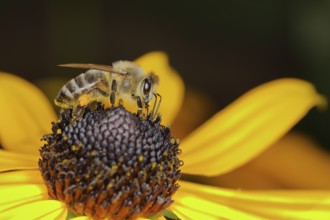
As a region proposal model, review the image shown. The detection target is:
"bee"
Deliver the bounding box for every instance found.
[55,61,161,120]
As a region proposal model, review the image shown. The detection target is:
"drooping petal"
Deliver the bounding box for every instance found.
[0,150,39,172]
[69,214,166,219]
[0,184,48,213]
[173,180,330,220]
[0,73,56,155]
[180,78,326,176]
[70,215,166,219]
[0,169,43,185]
[134,51,185,125]
[0,199,67,220]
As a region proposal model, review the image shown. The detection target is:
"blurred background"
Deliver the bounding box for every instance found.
[0,0,329,149]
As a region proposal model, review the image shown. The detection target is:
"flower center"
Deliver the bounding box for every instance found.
[39,106,182,219]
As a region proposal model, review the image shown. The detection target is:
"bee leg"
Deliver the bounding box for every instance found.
[73,105,85,119]
[153,93,162,121]
[153,112,162,125]
[145,102,149,118]
[110,80,117,107]
[85,88,108,108]
[95,101,104,110]
[149,93,158,120]
[136,96,143,118]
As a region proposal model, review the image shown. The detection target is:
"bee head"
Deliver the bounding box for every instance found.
[139,73,159,103]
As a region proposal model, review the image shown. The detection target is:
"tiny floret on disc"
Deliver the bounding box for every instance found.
[39,106,182,220]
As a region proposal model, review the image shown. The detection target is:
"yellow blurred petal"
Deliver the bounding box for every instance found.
[0,73,56,155]
[0,200,67,220]
[0,184,48,213]
[212,132,330,189]
[0,150,39,172]
[171,86,216,139]
[0,169,43,185]
[181,78,326,176]
[175,181,330,220]
[134,51,185,125]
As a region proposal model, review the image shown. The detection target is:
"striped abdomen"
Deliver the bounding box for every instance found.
[55,70,110,109]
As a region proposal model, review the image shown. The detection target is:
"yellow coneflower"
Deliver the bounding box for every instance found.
[0,52,330,220]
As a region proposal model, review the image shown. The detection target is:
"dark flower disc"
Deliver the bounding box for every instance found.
[39,106,182,220]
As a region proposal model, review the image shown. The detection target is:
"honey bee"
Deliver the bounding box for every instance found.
[55,61,161,120]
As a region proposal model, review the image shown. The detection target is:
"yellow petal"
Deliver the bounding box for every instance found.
[174,181,330,220]
[180,78,326,176]
[70,215,165,220]
[172,181,262,220]
[136,218,165,220]
[0,200,67,220]
[71,217,92,220]
[0,150,38,172]
[0,184,48,213]
[0,169,43,185]
[0,73,56,155]
[134,51,185,125]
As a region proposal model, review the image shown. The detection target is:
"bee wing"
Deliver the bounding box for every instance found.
[58,63,127,76]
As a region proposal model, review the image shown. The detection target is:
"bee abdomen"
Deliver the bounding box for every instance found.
[84,71,110,89]
[74,74,88,89]
[55,75,85,105]
[68,79,80,96]
[66,72,104,98]
[55,71,110,108]
[55,85,75,108]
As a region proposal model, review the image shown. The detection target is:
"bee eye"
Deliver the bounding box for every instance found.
[142,78,152,97]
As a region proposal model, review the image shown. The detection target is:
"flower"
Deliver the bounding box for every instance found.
[1,51,330,219]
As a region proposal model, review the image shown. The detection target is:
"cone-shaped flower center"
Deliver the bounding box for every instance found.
[39,106,182,219]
